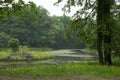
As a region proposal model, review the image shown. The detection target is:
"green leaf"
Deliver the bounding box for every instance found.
[71,0,75,6]
[5,0,13,3]
[58,0,62,3]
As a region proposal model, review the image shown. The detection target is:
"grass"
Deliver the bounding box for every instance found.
[0,62,119,79]
[29,51,54,60]
[0,51,10,60]
[0,48,54,61]
[28,47,53,51]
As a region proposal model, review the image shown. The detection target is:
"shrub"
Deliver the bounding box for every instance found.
[8,38,19,53]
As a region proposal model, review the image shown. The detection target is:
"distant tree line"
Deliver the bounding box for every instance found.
[0,2,84,49]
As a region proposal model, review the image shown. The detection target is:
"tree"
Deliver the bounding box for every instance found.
[0,0,41,47]
[56,0,119,64]
[0,32,11,48]
[8,38,19,53]
[97,0,115,64]
[112,4,120,57]
[0,0,26,21]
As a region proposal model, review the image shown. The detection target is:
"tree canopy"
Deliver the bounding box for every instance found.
[0,0,82,49]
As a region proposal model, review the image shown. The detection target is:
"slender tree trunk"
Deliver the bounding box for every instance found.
[103,0,112,65]
[97,0,104,64]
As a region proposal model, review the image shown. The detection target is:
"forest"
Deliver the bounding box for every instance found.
[0,0,120,80]
[0,3,82,49]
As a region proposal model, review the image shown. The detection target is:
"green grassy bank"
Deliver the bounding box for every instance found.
[0,48,54,61]
[0,62,119,79]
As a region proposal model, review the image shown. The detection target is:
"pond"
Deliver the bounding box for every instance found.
[0,49,98,68]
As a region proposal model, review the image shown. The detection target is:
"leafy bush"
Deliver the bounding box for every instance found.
[8,38,19,53]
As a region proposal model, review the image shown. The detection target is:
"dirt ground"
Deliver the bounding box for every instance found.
[0,76,119,80]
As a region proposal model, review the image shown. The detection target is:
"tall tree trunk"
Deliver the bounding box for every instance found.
[103,0,112,65]
[97,0,104,64]
[97,0,112,65]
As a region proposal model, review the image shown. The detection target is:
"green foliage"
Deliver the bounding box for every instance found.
[0,0,84,49]
[67,18,97,48]
[4,0,13,3]
[0,32,11,48]
[112,15,120,56]
[0,4,81,49]
[8,38,19,53]
[0,0,26,21]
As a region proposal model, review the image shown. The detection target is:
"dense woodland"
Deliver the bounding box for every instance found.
[0,2,83,49]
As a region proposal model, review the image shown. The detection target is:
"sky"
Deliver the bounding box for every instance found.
[23,0,79,16]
